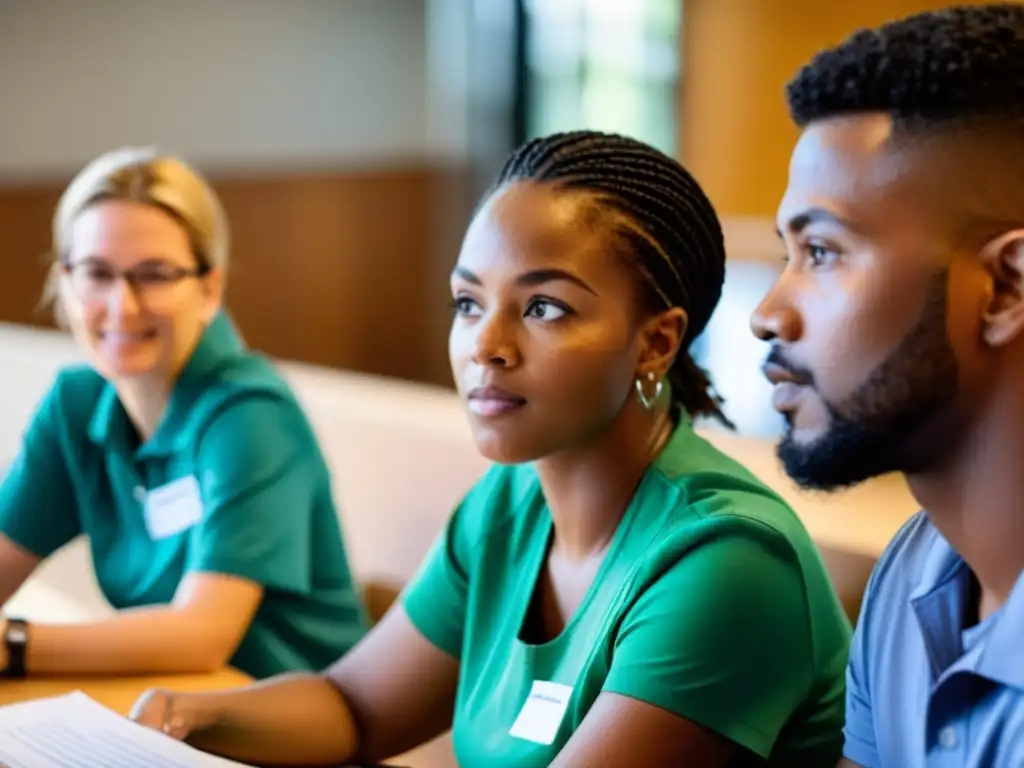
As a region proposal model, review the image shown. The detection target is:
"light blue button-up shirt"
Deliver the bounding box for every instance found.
[843,512,1024,767]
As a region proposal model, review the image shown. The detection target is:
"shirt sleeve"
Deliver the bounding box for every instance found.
[843,573,880,766]
[185,394,320,594]
[602,530,815,759]
[401,502,473,659]
[401,466,513,659]
[0,379,81,558]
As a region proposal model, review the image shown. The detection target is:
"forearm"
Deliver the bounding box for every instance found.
[23,606,233,675]
[179,673,358,767]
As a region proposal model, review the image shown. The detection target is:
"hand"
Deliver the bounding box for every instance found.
[129,688,202,741]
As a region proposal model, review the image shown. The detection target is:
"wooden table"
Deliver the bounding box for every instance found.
[0,667,252,715]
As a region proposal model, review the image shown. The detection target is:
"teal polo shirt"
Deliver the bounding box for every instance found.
[0,313,367,679]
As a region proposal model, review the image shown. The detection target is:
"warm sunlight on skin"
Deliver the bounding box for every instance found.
[448,180,679,465]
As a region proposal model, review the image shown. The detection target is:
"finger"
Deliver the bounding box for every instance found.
[162,714,191,740]
[129,689,165,725]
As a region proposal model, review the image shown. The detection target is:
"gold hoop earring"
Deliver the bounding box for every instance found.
[635,371,663,411]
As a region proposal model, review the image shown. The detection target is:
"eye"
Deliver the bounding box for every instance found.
[806,243,840,267]
[132,261,194,284]
[78,264,115,284]
[450,295,482,317]
[525,298,570,322]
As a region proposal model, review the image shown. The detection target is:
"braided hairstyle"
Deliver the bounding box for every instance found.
[490,130,733,428]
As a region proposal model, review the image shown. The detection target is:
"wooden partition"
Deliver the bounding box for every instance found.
[0,163,473,387]
[679,0,1004,216]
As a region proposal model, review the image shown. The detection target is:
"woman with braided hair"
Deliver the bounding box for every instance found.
[131,131,850,767]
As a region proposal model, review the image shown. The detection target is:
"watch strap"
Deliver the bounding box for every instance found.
[1,617,28,678]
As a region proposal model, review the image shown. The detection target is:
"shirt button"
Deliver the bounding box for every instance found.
[938,726,958,750]
[134,486,146,502]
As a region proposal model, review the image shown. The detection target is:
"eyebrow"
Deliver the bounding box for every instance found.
[775,207,855,238]
[451,266,597,295]
[75,254,180,266]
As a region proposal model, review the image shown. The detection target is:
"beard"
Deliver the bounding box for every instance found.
[777,274,960,491]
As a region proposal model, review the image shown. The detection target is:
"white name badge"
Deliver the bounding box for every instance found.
[509,680,573,746]
[142,476,204,540]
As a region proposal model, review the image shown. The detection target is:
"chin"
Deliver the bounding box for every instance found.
[471,425,543,466]
[785,423,826,449]
[776,421,899,493]
[92,352,162,380]
[473,436,532,465]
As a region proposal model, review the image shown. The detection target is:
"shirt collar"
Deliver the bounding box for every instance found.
[87,311,246,458]
[909,531,969,681]
[910,519,1024,690]
[86,383,125,448]
[976,567,1024,690]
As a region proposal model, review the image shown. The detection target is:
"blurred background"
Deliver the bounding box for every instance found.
[0,0,986,438]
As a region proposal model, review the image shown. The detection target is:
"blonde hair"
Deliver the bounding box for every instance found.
[44,147,230,315]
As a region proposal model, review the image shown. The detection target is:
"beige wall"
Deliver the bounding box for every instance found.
[0,0,440,180]
[0,0,474,387]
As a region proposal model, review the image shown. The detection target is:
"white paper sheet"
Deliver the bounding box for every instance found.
[0,691,252,767]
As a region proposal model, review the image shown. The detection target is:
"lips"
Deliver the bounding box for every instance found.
[98,330,158,350]
[466,386,526,417]
[100,331,155,340]
[761,361,810,413]
[771,382,806,411]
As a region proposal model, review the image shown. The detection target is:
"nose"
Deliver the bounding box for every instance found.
[750,278,802,343]
[107,276,143,316]
[471,309,520,368]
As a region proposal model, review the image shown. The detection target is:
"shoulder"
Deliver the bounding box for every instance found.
[448,462,542,549]
[192,353,297,418]
[649,429,811,562]
[26,365,107,440]
[631,429,850,641]
[187,357,313,451]
[194,393,318,474]
[47,365,107,414]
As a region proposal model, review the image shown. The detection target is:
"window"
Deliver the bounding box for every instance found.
[519,0,681,154]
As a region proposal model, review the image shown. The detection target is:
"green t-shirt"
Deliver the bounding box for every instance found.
[0,313,367,679]
[404,418,851,767]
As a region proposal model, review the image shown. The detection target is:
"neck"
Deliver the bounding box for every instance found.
[534,399,676,562]
[907,371,1024,619]
[116,376,172,441]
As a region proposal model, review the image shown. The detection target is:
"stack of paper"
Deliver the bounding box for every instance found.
[0,691,252,767]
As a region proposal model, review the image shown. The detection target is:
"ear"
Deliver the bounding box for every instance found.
[636,306,688,380]
[980,230,1024,348]
[48,262,73,330]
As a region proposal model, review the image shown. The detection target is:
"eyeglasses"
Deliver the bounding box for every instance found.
[62,259,210,305]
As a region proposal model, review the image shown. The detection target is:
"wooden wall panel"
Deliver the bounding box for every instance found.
[0,164,473,387]
[679,0,1005,216]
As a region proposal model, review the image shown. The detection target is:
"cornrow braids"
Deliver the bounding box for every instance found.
[491,130,733,428]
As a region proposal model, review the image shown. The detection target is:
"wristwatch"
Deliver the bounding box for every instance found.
[0,617,28,678]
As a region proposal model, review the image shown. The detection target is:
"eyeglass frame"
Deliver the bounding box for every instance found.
[58,256,213,304]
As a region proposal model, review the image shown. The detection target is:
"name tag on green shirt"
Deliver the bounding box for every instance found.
[509,681,573,745]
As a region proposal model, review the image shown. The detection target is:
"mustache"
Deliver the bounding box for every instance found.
[764,346,816,386]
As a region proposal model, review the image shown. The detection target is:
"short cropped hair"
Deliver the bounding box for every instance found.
[786,4,1024,128]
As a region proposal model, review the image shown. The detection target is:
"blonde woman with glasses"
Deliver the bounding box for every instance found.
[0,147,367,681]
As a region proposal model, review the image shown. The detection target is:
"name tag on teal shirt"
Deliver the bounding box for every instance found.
[143,476,203,540]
